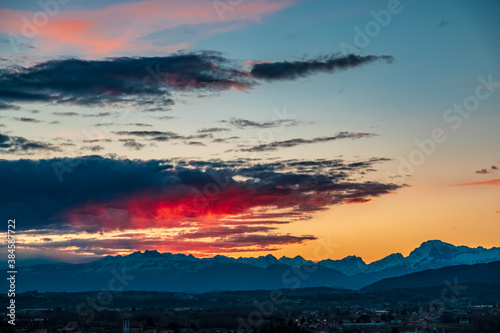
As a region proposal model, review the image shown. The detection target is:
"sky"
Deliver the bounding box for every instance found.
[0,0,499,266]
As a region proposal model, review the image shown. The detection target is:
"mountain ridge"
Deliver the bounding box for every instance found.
[87,239,500,275]
[18,240,500,292]
[362,261,500,292]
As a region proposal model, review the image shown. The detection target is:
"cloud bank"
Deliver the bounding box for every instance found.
[1,156,401,255]
[0,52,394,111]
[250,54,394,80]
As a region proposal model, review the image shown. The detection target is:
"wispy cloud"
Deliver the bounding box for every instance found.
[436,19,450,28]
[12,116,42,123]
[52,112,80,117]
[197,127,231,134]
[0,132,59,154]
[450,179,500,186]
[250,54,394,80]
[221,117,300,129]
[122,140,146,151]
[238,132,375,152]
[0,102,20,110]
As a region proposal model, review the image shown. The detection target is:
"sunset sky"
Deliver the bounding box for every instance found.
[1,0,499,266]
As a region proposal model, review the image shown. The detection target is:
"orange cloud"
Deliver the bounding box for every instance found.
[0,0,293,56]
[450,179,500,186]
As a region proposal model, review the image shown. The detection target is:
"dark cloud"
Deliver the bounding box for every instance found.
[96,122,153,127]
[0,52,253,109]
[475,165,499,174]
[0,156,401,236]
[0,52,394,111]
[127,123,153,127]
[184,133,212,140]
[221,118,300,129]
[82,145,105,152]
[212,136,240,143]
[30,232,315,255]
[0,36,34,50]
[114,130,175,137]
[239,132,375,152]
[437,20,450,28]
[0,102,20,110]
[0,132,59,154]
[221,234,317,248]
[83,138,112,143]
[121,139,146,151]
[186,141,206,146]
[114,130,211,143]
[82,112,114,118]
[250,54,394,80]
[197,127,231,133]
[52,112,80,117]
[177,225,276,239]
[150,115,175,120]
[12,117,42,123]
[141,103,174,112]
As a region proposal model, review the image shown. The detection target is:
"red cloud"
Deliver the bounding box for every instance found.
[0,0,293,56]
[2,157,400,256]
[65,180,379,231]
[475,168,489,174]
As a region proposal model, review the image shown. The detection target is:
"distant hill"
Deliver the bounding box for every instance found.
[362,261,500,292]
[18,240,500,292]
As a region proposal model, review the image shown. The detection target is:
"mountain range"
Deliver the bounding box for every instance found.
[18,240,500,292]
[362,261,500,292]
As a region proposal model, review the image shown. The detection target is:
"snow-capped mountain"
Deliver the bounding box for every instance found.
[316,240,500,275]
[318,256,367,275]
[404,240,500,269]
[277,255,312,267]
[17,240,500,292]
[365,253,405,273]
